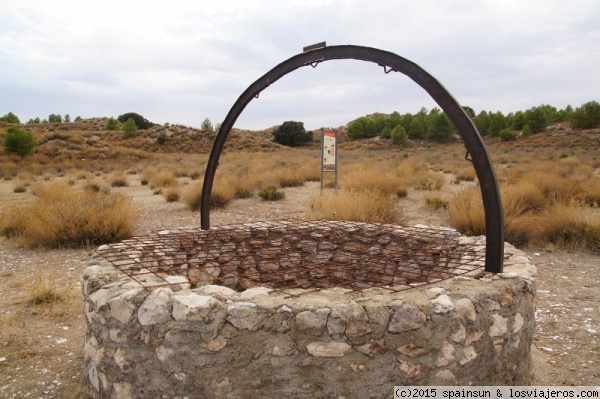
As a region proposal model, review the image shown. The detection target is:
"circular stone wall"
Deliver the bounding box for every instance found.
[82,221,536,399]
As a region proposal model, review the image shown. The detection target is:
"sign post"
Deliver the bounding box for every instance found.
[321,128,338,193]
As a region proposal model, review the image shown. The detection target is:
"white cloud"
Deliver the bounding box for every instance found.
[0,0,598,128]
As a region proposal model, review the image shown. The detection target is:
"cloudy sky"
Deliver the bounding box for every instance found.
[0,0,598,130]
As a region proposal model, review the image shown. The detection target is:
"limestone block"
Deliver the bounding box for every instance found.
[85,335,105,364]
[450,324,466,343]
[227,302,264,331]
[137,287,173,326]
[460,346,477,365]
[434,341,456,367]
[397,359,427,379]
[327,306,346,339]
[454,298,476,321]
[489,314,508,337]
[387,300,426,333]
[194,285,237,301]
[296,308,330,336]
[156,345,174,362]
[109,288,144,324]
[513,313,524,333]
[172,293,221,321]
[113,382,132,399]
[306,341,351,357]
[345,301,372,338]
[396,343,430,358]
[431,294,455,314]
[356,338,386,357]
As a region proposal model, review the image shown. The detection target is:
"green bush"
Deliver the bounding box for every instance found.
[106,117,119,130]
[0,112,20,123]
[122,118,138,138]
[272,121,313,146]
[379,126,391,139]
[117,112,154,129]
[569,101,600,129]
[427,113,455,142]
[524,107,548,133]
[3,126,36,155]
[201,118,214,131]
[156,131,168,144]
[499,128,517,141]
[258,185,285,201]
[48,114,62,123]
[390,125,408,145]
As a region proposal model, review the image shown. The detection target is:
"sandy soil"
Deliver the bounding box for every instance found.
[0,177,598,398]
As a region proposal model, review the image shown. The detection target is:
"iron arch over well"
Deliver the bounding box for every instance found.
[200,44,504,273]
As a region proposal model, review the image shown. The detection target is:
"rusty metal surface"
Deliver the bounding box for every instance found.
[96,220,486,297]
[200,45,504,273]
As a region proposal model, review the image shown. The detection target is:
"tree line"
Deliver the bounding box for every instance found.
[346,100,600,143]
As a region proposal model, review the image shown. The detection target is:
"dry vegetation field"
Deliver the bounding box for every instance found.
[0,119,599,396]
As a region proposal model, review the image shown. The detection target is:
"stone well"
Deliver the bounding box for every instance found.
[82,220,536,399]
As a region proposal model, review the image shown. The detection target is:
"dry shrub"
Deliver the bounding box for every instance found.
[447,186,486,236]
[109,172,128,187]
[25,270,71,305]
[150,170,179,189]
[448,183,600,249]
[503,180,547,212]
[0,182,140,248]
[258,185,285,201]
[521,171,580,204]
[308,189,403,224]
[278,172,305,188]
[13,185,27,193]
[455,167,476,182]
[210,182,236,209]
[425,196,448,210]
[183,179,235,211]
[341,168,399,195]
[580,177,600,206]
[163,189,180,203]
[83,181,107,193]
[296,162,321,182]
[412,169,445,191]
[183,181,203,211]
[448,184,532,242]
[541,204,600,250]
[75,171,91,180]
[557,156,594,180]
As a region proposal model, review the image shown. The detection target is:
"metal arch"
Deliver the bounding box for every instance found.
[200,45,504,273]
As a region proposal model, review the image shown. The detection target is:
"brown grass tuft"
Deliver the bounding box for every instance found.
[25,270,71,305]
[163,189,180,203]
[0,182,140,248]
[308,189,403,224]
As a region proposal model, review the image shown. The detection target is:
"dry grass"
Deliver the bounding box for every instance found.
[25,270,72,305]
[308,189,403,224]
[448,180,600,249]
[425,196,448,210]
[163,188,180,203]
[258,185,285,201]
[340,167,400,195]
[0,182,140,248]
[108,172,128,187]
[13,184,27,193]
[183,178,236,211]
[412,169,445,191]
[541,204,600,249]
[149,170,179,189]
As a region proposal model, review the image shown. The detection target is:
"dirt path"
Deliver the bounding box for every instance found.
[0,179,598,398]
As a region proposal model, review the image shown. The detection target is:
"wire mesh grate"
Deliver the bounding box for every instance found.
[95,219,486,297]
